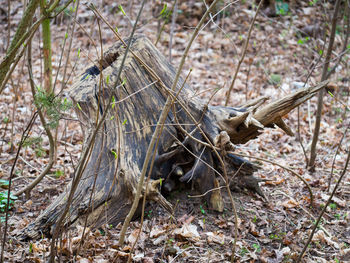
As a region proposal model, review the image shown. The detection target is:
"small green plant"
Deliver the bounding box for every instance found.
[334,213,341,220]
[269,74,282,86]
[329,203,337,210]
[159,3,172,21]
[110,149,118,159]
[34,147,46,158]
[167,238,174,245]
[0,191,18,212]
[309,0,318,6]
[99,228,105,236]
[269,232,286,241]
[55,170,64,178]
[2,116,9,124]
[269,233,278,240]
[252,215,257,223]
[297,37,310,45]
[22,136,42,147]
[199,205,206,215]
[34,87,72,128]
[252,243,261,252]
[29,243,33,253]
[313,218,324,228]
[240,246,249,256]
[145,209,152,218]
[23,137,46,157]
[275,0,289,15]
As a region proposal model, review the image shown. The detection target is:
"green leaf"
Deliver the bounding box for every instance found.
[252,243,261,252]
[111,96,115,109]
[309,0,318,6]
[55,170,64,178]
[319,49,323,55]
[275,1,289,15]
[77,48,81,58]
[159,178,162,186]
[200,205,206,215]
[269,74,282,85]
[122,119,127,125]
[3,116,9,123]
[329,203,337,210]
[65,32,68,39]
[22,137,43,148]
[160,3,167,15]
[111,150,118,159]
[115,26,118,32]
[328,91,334,97]
[106,75,110,85]
[110,116,114,120]
[77,103,82,111]
[118,5,126,15]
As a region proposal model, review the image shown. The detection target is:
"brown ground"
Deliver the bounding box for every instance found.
[0,0,349,262]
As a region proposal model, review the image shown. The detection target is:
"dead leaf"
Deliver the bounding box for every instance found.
[150,226,166,238]
[313,230,339,249]
[281,199,299,209]
[173,223,200,241]
[205,232,225,245]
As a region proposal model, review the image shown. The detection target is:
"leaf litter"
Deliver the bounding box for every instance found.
[0,0,349,262]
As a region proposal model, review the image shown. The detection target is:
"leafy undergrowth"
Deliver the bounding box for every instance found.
[0,0,350,262]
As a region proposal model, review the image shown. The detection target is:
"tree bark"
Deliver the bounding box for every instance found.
[21,35,329,240]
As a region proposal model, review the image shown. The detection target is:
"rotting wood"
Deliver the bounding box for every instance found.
[20,35,329,240]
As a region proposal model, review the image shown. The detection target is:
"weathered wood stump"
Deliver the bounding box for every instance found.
[21,35,328,239]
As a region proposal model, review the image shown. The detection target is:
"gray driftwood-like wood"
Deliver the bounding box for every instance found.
[21,35,329,239]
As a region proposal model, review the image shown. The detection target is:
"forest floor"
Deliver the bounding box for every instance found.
[0,0,350,262]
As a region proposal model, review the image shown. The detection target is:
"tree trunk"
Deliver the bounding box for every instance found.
[21,35,328,240]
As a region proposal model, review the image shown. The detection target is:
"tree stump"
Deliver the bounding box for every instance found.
[21,35,328,239]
